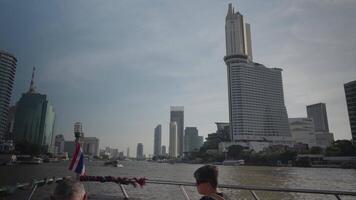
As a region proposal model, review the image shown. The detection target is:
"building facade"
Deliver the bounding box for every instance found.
[54,134,65,154]
[170,106,184,157]
[154,124,162,156]
[136,143,143,160]
[169,121,177,158]
[13,68,56,150]
[83,137,99,157]
[0,50,17,139]
[224,4,293,150]
[344,80,356,143]
[288,118,316,148]
[307,103,329,132]
[184,127,203,153]
[161,145,166,155]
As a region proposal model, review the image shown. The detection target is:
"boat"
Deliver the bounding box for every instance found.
[15,155,43,165]
[222,159,245,166]
[114,163,124,168]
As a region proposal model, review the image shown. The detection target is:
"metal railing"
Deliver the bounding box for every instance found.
[1,177,356,200]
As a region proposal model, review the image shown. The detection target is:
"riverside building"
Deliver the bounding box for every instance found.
[13,67,56,151]
[136,143,144,160]
[223,3,293,151]
[344,80,356,144]
[170,106,184,157]
[154,124,162,156]
[169,121,177,158]
[0,50,17,139]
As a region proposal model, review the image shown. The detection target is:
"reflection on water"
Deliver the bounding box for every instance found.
[1,161,356,199]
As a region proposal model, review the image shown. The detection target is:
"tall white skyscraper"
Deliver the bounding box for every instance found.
[0,50,17,139]
[224,3,293,149]
[169,121,177,158]
[154,124,162,156]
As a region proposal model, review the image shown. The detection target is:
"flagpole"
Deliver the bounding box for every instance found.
[74,130,81,181]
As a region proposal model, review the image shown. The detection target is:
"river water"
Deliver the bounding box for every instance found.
[1,160,356,200]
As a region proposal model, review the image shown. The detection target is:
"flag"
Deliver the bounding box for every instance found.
[69,143,85,175]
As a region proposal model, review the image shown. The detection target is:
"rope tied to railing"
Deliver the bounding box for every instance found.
[79,175,147,187]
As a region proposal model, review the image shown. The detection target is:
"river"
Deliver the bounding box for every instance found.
[1,160,356,200]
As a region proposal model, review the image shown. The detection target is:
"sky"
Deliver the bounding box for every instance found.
[1,0,355,156]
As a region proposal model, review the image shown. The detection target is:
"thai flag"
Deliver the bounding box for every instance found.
[68,143,85,175]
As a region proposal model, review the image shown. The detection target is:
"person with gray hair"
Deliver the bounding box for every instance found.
[51,178,86,200]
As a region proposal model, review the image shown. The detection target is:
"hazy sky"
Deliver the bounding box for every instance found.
[1,0,355,156]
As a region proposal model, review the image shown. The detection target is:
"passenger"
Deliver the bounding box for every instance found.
[51,178,86,200]
[194,165,227,200]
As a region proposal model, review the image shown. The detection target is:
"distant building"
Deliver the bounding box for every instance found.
[184,127,203,153]
[13,67,56,151]
[170,106,184,157]
[161,145,166,155]
[344,80,356,144]
[289,118,316,148]
[5,105,16,139]
[224,4,293,150]
[169,121,177,158]
[204,123,231,150]
[127,147,130,158]
[154,124,162,156]
[83,137,99,157]
[315,132,334,149]
[64,141,76,157]
[0,50,17,139]
[74,122,84,138]
[307,103,329,132]
[136,143,143,160]
[54,134,65,154]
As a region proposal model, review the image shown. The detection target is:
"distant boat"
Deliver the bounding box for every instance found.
[222,159,244,166]
[15,155,43,165]
[114,163,124,168]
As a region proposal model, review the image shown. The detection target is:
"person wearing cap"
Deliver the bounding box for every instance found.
[194,165,228,200]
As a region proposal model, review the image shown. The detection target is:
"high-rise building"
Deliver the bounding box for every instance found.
[161,145,166,155]
[224,3,292,150]
[5,105,16,139]
[154,124,162,156]
[83,137,99,157]
[13,67,56,151]
[0,50,17,139]
[169,121,177,158]
[54,134,65,154]
[184,127,203,153]
[307,103,329,132]
[127,147,130,158]
[289,118,316,148]
[344,80,356,143]
[136,143,143,160]
[74,122,84,138]
[170,106,184,156]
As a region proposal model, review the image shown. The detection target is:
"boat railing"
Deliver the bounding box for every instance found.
[1,176,356,200]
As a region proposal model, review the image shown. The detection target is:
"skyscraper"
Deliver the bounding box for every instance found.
[127,147,130,158]
[170,106,184,156]
[184,127,202,153]
[169,121,177,158]
[344,80,356,143]
[161,145,166,155]
[307,103,329,132]
[0,50,17,139]
[13,67,56,150]
[154,124,162,156]
[224,3,292,149]
[136,143,143,160]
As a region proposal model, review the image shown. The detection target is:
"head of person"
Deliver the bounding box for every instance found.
[51,178,86,200]
[194,165,218,195]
